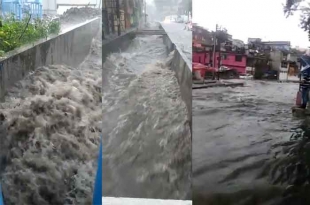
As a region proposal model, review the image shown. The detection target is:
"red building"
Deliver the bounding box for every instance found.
[192,24,247,74]
[193,51,247,74]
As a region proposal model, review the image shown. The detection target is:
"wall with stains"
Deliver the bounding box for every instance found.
[0,18,100,100]
[161,23,192,134]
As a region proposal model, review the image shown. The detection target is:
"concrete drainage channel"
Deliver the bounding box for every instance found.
[0,18,102,205]
[101,23,192,200]
[0,19,192,204]
[160,23,192,132]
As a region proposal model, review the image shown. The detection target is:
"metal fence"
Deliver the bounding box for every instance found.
[1,0,42,20]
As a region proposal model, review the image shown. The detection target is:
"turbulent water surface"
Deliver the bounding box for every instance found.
[0,30,102,205]
[102,35,191,199]
[193,80,309,205]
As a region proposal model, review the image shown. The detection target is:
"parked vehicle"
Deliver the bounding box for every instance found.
[239,73,253,80]
[163,15,177,23]
[175,15,184,23]
[263,70,278,80]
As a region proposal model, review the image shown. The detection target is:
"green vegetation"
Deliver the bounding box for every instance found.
[284,0,310,40]
[0,14,61,56]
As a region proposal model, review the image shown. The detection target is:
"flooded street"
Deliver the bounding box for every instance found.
[0,29,102,205]
[192,80,309,204]
[102,34,191,199]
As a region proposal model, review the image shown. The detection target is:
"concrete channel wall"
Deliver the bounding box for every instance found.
[160,24,192,131]
[102,29,136,88]
[0,18,100,100]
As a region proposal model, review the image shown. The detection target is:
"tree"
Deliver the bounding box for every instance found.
[284,0,310,40]
[180,0,192,15]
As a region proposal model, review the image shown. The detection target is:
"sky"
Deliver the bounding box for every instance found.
[192,0,310,48]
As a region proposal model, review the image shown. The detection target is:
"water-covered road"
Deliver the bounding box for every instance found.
[0,28,102,205]
[102,29,191,199]
[193,80,310,205]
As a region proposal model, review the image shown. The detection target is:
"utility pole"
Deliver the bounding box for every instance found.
[212,24,217,67]
[217,25,221,80]
[144,0,147,25]
[116,0,121,36]
[213,24,218,80]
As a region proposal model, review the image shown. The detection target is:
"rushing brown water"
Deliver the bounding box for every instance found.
[101,35,191,199]
[0,29,102,205]
[192,80,310,205]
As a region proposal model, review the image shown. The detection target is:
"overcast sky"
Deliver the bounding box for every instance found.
[192,0,310,48]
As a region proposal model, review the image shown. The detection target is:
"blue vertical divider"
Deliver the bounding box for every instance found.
[92,135,102,205]
[0,183,4,205]
[0,137,103,205]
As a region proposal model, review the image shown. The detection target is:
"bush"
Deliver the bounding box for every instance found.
[0,14,61,56]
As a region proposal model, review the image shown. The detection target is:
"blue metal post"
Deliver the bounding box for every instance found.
[0,183,4,205]
[39,4,41,18]
[92,135,102,205]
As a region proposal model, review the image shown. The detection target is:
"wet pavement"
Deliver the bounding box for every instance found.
[160,22,192,62]
[192,80,309,204]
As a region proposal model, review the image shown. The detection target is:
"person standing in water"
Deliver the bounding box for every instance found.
[299,55,310,109]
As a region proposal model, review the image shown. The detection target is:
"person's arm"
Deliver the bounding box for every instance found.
[301,73,310,86]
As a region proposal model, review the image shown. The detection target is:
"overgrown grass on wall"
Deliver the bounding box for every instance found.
[0,14,61,56]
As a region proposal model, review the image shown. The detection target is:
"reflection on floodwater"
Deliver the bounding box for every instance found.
[193,81,310,205]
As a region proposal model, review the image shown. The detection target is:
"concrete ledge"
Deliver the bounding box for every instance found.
[101,29,136,88]
[0,18,101,100]
[292,106,310,117]
[102,197,192,205]
[278,80,299,83]
[160,23,192,132]
[192,82,244,89]
[102,29,136,62]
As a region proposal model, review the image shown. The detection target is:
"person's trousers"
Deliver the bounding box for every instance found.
[301,87,309,108]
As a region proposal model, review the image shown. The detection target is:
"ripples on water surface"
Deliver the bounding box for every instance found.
[192,80,310,205]
[0,31,102,205]
[102,35,191,199]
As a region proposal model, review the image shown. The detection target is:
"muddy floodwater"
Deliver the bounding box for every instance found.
[0,30,102,205]
[102,34,191,199]
[192,80,310,205]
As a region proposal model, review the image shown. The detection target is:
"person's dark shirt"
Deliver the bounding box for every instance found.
[301,68,310,89]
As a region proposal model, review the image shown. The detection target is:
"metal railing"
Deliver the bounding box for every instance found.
[1,0,42,20]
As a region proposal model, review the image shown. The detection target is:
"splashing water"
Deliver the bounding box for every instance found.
[0,31,102,204]
[102,35,191,199]
[193,81,303,205]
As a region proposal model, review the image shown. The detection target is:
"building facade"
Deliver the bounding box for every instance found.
[192,24,247,74]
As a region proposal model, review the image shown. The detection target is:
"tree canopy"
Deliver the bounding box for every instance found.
[181,0,192,14]
[284,0,310,40]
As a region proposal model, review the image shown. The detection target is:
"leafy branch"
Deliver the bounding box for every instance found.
[0,14,60,56]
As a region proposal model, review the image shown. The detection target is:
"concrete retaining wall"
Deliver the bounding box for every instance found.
[101,29,136,88]
[0,18,101,100]
[160,24,192,131]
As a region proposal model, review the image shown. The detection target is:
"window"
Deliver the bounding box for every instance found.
[235,55,242,62]
[222,54,227,60]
